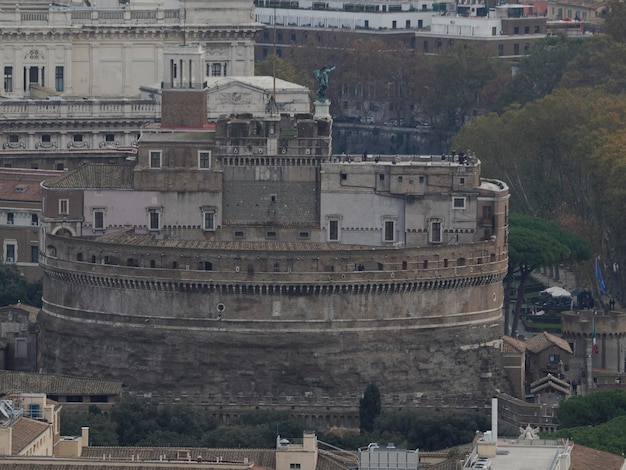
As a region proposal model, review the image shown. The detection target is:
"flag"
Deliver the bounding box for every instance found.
[593,314,598,354]
[596,258,606,295]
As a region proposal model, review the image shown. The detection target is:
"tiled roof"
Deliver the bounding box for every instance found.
[11,417,49,455]
[0,371,122,396]
[0,177,43,203]
[95,231,377,252]
[526,331,573,354]
[529,374,571,395]
[44,163,134,190]
[570,443,625,470]
[502,335,526,353]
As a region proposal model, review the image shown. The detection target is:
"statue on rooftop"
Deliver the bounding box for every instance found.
[518,424,540,440]
[314,65,336,102]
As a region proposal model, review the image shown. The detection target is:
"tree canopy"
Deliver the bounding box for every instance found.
[0,265,42,308]
[359,383,382,433]
[542,390,626,456]
[499,35,584,109]
[504,214,590,336]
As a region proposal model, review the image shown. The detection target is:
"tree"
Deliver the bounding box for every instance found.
[254,55,315,93]
[559,36,626,95]
[0,265,42,307]
[505,214,590,337]
[359,384,381,433]
[498,35,583,109]
[421,42,509,130]
[61,406,118,446]
[603,0,626,44]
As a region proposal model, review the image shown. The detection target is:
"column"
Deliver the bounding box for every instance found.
[586,337,593,393]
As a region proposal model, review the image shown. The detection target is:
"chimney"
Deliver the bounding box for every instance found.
[81,427,89,448]
[161,45,208,128]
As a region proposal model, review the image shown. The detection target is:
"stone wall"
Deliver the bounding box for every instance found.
[38,233,507,401]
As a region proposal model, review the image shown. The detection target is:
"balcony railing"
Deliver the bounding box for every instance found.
[0,99,158,121]
[0,6,181,27]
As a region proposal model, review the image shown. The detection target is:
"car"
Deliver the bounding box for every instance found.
[360,116,375,124]
[416,122,432,129]
[384,119,399,127]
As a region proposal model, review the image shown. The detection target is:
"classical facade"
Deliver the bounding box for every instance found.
[35,46,510,404]
[0,0,261,161]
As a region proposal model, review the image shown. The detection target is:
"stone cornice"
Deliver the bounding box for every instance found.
[0,25,260,42]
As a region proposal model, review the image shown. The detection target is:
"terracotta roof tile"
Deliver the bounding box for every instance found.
[44,163,134,190]
[526,331,573,354]
[529,374,571,395]
[0,371,122,396]
[502,335,526,353]
[570,444,625,470]
[95,230,378,252]
[10,417,49,454]
[0,178,43,203]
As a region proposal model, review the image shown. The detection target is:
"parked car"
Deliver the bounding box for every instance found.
[384,119,399,127]
[360,116,375,124]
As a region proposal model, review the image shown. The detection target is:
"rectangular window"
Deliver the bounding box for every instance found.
[30,245,38,263]
[59,199,69,215]
[94,211,104,229]
[453,197,466,209]
[4,66,13,92]
[384,220,395,242]
[198,150,211,169]
[514,43,520,55]
[203,212,215,231]
[5,244,15,263]
[6,213,13,224]
[212,63,222,77]
[234,230,245,238]
[290,465,301,469]
[42,134,51,143]
[328,219,339,241]
[73,134,83,142]
[105,133,115,142]
[514,26,519,34]
[148,210,160,230]
[149,150,162,169]
[549,354,560,363]
[498,44,504,56]
[55,66,64,92]
[430,219,442,243]
[15,338,27,359]
[31,213,38,226]
[9,135,18,143]
[298,231,310,240]
[56,162,64,171]
[266,231,277,239]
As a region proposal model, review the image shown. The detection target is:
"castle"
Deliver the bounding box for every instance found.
[36,40,510,403]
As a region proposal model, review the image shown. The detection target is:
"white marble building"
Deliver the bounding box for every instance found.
[0,0,263,156]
